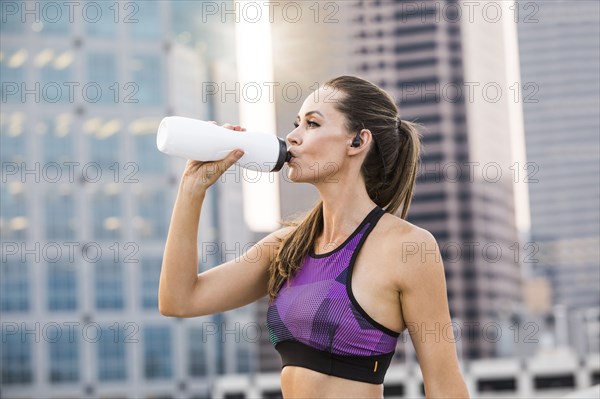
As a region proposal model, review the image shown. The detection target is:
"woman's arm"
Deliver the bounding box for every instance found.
[158,149,242,316]
[391,227,471,398]
[158,123,245,316]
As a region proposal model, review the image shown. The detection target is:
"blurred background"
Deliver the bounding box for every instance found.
[1,0,599,398]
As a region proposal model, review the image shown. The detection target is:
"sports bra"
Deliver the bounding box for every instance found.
[266,205,400,385]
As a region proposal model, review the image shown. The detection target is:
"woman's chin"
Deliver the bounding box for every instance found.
[286,167,307,183]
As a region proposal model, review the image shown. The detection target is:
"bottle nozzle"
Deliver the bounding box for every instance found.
[272,137,289,172]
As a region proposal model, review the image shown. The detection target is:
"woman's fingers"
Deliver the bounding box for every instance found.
[211,121,246,131]
[221,123,246,131]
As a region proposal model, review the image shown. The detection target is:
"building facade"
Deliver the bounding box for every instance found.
[1,1,259,398]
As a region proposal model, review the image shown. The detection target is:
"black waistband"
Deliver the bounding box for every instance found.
[275,340,395,385]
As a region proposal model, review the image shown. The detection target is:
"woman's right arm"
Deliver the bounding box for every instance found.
[158,124,292,318]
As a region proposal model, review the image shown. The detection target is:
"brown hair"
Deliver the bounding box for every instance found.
[267,75,423,304]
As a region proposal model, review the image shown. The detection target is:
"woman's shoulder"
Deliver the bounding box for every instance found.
[378,213,443,293]
[380,212,436,244]
[378,212,440,266]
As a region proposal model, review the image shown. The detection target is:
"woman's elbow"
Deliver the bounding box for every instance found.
[158,297,186,318]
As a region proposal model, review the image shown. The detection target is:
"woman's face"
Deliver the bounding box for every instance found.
[286,86,355,184]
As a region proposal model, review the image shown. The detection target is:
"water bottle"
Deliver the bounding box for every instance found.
[156,116,291,173]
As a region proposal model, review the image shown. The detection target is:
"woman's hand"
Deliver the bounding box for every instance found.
[179,122,246,195]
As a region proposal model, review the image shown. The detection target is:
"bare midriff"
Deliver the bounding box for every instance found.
[280,366,384,398]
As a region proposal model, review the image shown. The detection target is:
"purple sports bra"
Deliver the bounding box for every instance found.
[266,205,400,384]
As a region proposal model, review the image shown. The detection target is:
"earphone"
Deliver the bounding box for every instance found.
[351,127,389,184]
[351,131,361,148]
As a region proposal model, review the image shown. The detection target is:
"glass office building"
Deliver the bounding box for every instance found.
[517,0,600,312]
[1,1,257,398]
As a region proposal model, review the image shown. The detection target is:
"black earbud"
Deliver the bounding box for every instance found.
[351,131,361,148]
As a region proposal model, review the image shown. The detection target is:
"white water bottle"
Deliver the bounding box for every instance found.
[156,116,291,173]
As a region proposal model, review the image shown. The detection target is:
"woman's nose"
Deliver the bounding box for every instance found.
[286,129,300,146]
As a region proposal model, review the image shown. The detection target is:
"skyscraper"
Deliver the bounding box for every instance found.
[1,1,257,398]
[517,0,600,312]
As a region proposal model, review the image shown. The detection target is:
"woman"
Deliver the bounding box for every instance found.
[159,76,470,398]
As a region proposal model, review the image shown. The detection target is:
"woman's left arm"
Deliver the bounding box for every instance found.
[391,227,471,399]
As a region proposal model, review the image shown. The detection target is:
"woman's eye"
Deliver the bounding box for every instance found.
[293,121,320,128]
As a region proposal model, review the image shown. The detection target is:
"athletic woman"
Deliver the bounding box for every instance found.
[159,75,470,398]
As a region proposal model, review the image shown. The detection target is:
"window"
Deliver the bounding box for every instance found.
[47,263,77,311]
[43,118,74,164]
[130,1,161,39]
[39,51,73,104]
[98,325,127,381]
[128,120,168,178]
[237,343,251,373]
[1,327,33,383]
[432,230,450,240]
[85,1,116,37]
[0,122,26,162]
[141,257,162,310]
[394,41,436,54]
[463,289,478,300]
[462,269,476,280]
[400,96,440,107]
[591,370,600,385]
[95,259,124,310]
[407,211,448,223]
[383,384,404,396]
[88,129,120,169]
[144,326,172,379]
[459,210,472,221]
[422,133,443,144]
[420,153,444,163]
[411,114,442,125]
[0,184,27,240]
[48,326,79,382]
[393,7,436,22]
[45,190,76,240]
[262,391,283,399]
[449,42,462,51]
[0,260,29,312]
[135,189,168,239]
[393,25,437,36]
[0,49,26,104]
[91,187,121,240]
[129,54,163,106]
[396,76,439,88]
[395,58,438,70]
[0,10,24,34]
[467,347,480,358]
[87,53,117,105]
[188,328,207,377]
[413,191,447,202]
[36,4,70,35]
[450,57,463,67]
[534,374,576,390]
[448,26,461,36]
